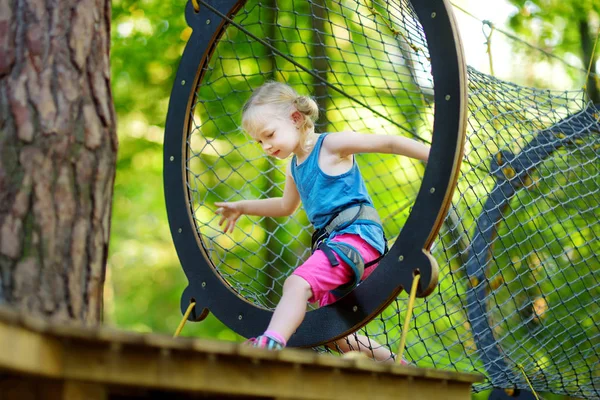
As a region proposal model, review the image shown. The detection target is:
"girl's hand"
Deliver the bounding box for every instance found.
[214,201,243,233]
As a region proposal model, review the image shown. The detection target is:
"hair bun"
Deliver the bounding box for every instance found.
[294,95,319,122]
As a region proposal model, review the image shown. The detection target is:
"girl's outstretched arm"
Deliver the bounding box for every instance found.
[215,162,301,233]
[323,131,430,161]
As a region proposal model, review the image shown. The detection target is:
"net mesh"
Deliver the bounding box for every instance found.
[183,0,600,396]
[189,0,431,309]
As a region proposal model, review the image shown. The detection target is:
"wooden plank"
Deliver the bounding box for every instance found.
[61,382,108,400]
[0,321,63,378]
[0,376,107,400]
[0,306,483,400]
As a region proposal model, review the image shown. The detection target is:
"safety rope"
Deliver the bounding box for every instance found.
[173,301,196,337]
[361,0,426,57]
[451,2,599,79]
[191,0,199,12]
[517,364,541,400]
[396,273,421,364]
[483,22,495,77]
[583,27,600,96]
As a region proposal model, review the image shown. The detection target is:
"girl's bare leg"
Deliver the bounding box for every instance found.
[266,275,312,342]
[264,277,406,365]
[328,334,397,363]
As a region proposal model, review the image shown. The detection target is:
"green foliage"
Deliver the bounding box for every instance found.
[107,0,238,340]
[506,0,599,84]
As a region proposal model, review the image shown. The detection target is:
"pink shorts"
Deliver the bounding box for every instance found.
[293,233,381,307]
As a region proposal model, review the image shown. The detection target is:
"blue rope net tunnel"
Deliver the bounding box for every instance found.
[163,0,600,397]
[448,70,600,397]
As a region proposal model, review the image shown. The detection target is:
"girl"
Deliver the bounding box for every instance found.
[215,81,429,362]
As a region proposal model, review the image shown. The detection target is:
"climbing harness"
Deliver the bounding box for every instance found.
[311,204,388,298]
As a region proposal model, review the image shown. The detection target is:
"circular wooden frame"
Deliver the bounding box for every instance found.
[164,0,467,347]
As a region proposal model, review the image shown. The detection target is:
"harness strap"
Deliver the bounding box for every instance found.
[311,204,382,252]
[323,205,383,236]
[365,252,385,268]
[318,241,365,299]
[319,242,340,267]
[310,204,388,298]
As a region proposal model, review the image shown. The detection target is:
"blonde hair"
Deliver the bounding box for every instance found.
[241,81,319,151]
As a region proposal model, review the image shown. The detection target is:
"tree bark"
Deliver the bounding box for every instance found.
[0,0,117,324]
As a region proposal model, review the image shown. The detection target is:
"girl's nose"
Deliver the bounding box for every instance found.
[262,142,272,150]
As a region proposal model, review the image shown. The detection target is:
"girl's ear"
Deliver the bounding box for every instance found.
[291,110,304,127]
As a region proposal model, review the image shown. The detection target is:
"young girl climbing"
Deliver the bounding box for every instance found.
[215,81,430,362]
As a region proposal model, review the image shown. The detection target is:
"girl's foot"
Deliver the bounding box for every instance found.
[245,334,284,350]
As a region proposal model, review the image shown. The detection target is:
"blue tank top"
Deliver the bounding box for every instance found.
[290,133,385,254]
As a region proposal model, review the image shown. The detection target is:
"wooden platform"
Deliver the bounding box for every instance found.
[0,306,483,399]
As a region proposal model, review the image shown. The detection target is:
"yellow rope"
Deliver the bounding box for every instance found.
[396,274,421,363]
[361,0,426,57]
[484,23,495,77]
[583,27,600,93]
[517,364,540,400]
[191,0,200,13]
[173,301,196,338]
[451,1,599,78]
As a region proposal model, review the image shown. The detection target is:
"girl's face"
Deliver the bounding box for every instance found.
[248,104,305,159]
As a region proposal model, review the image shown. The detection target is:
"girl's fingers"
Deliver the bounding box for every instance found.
[215,211,240,233]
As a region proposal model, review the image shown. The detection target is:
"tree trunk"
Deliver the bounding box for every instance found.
[0,0,117,324]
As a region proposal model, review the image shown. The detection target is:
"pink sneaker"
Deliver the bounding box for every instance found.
[245,335,284,350]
